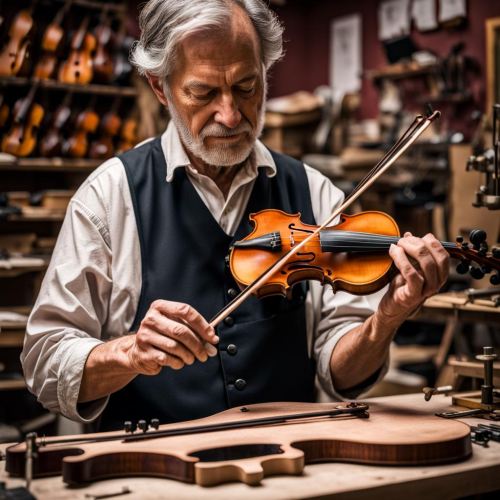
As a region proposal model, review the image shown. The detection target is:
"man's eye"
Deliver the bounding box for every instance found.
[193,93,211,100]
[239,87,254,93]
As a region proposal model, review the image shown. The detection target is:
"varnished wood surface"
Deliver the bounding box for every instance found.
[1,394,499,499]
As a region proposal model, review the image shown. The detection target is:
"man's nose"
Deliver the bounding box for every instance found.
[214,93,242,129]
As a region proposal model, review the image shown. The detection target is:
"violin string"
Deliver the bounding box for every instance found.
[209,112,440,327]
[23,407,369,448]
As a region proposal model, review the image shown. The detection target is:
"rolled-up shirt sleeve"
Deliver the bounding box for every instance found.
[304,165,389,400]
[21,159,134,423]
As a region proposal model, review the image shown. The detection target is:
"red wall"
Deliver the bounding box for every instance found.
[269,0,500,133]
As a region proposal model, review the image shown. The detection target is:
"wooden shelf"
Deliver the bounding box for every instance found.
[364,63,439,81]
[0,379,27,391]
[0,77,137,97]
[417,92,472,104]
[0,157,101,172]
[0,329,25,348]
[0,264,49,278]
[7,214,65,222]
[55,0,127,12]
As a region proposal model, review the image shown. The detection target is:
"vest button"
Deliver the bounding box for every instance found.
[227,288,238,299]
[227,344,238,355]
[235,379,246,391]
[224,316,234,327]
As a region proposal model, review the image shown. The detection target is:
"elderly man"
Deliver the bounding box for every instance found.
[22,0,449,432]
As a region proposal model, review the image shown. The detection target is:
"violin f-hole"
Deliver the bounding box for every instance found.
[288,224,314,234]
[291,252,316,264]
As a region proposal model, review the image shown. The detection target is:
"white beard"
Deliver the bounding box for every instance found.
[164,82,266,168]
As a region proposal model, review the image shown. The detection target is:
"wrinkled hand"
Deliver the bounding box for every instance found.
[126,300,219,375]
[378,232,450,324]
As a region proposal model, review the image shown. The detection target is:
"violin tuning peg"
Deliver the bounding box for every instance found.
[493,247,500,259]
[469,229,487,247]
[151,418,160,430]
[124,421,133,433]
[456,262,469,275]
[470,266,485,280]
[456,236,464,243]
[138,420,148,433]
[461,242,469,250]
[481,265,492,274]
[490,274,500,286]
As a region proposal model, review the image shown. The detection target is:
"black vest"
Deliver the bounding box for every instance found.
[99,137,317,431]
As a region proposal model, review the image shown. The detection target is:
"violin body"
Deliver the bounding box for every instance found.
[5,400,472,487]
[33,23,64,80]
[231,210,400,299]
[93,23,114,83]
[89,111,121,160]
[39,101,72,157]
[230,209,500,301]
[117,117,138,153]
[58,16,95,85]
[1,96,43,157]
[0,9,34,77]
[64,109,99,158]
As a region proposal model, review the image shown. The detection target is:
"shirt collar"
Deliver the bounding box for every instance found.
[161,121,277,182]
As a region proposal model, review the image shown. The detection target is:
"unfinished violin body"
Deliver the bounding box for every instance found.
[6,401,471,487]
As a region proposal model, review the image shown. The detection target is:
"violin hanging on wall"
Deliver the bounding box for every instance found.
[58,14,95,85]
[1,81,43,157]
[0,0,38,77]
[38,92,73,157]
[63,97,99,158]
[33,0,74,80]
[92,6,115,84]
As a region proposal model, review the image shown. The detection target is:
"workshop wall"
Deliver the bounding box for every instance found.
[269,0,500,132]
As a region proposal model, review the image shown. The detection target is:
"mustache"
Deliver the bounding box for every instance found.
[199,119,253,140]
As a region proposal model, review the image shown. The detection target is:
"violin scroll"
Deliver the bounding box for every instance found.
[451,231,500,285]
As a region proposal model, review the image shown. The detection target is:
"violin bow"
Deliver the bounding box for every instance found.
[209,111,441,328]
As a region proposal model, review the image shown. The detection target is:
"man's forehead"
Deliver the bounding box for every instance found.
[173,4,261,82]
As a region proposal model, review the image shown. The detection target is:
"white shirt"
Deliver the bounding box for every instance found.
[21,122,388,424]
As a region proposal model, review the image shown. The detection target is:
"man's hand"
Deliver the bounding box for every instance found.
[126,300,219,375]
[79,300,218,403]
[379,232,450,325]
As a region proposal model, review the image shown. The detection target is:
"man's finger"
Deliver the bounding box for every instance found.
[152,300,219,344]
[422,233,450,286]
[389,244,424,297]
[144,330,197,365]
[396,237,438,295]
[146,312,209,362]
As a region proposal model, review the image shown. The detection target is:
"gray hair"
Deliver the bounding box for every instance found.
[130,0,284,83]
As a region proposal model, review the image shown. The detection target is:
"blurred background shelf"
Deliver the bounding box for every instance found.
[0,158,101,172]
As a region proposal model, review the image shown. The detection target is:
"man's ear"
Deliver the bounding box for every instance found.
[146,73,169,107]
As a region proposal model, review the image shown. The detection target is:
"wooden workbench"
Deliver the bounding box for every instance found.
[1,393,499,500]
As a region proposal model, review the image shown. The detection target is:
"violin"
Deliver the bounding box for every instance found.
[5,400,471,486]
[1,82,43,157]
[0,1,37,77]
[89,97,121,160]
[33,0,73,80]
[116,113,138,154]
[38,92,73,157]
[58,15,95,85]
[209,111,499,328]
[230,210,500,299]
[92,7,115,83]
[63,99,99,158]
[112,20,134,86]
